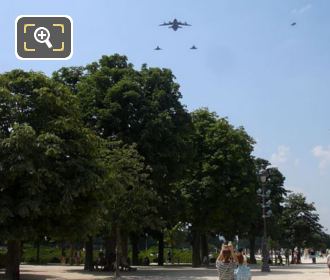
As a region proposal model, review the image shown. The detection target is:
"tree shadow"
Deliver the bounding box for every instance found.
[66,266,219,279]
[74,265,310,279]
[1,264,323,280]
[0,274,61,280]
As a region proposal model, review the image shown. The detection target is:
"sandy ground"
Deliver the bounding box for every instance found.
[0,263,329,280]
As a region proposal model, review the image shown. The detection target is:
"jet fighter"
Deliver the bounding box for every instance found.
[154,46,162,50]
[190,45,198,50]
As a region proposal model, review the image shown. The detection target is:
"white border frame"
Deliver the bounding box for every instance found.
[15,15,73,60]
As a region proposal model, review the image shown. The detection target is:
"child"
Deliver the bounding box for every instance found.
[234,253,251,280]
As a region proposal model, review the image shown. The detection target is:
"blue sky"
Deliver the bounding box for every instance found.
[1,0,330,231]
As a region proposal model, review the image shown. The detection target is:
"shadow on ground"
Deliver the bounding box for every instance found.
[1,263,323,280]
[0,274,62,280]
[65,266,302,279]
[0,269,66,280]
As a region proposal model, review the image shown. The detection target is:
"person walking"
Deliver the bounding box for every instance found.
[234,253,251,280]
[277,251,283,266]
[216,243,237,280]
[310,249,316,264]
[327,253,330,276]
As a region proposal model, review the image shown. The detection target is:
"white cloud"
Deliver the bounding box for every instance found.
[271,145,290,165]
[292,3,312,14]
[312,145,330,171]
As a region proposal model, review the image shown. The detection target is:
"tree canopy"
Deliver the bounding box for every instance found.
[0,70,103,279]
[279,193,324,249]
[0,55,327,279]
[181,108,256,266]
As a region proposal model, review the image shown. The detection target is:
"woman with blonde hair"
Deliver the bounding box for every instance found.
[216,243,238,280]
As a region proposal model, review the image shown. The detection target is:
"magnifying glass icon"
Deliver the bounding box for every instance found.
[34,27,53,48]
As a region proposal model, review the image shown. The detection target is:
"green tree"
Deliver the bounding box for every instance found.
[247,158,287,263]
[279,192,324,261]
[100,142,158,269]
[70,54,192,265]
[0,70,102,280]
[181,108,256,267]
[52,66,85,94]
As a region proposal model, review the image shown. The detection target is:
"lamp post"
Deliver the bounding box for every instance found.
[257,169,272,272]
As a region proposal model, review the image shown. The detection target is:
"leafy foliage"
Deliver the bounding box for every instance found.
[182,108,256,237]
[101,142,158,232]
[279,193,324,249]
[249,158,288,241]
[0,70,102,240]
[74,54,193,228]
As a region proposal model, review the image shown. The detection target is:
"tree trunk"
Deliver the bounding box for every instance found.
[61,240,66,259]
[5,240,21,280]
[130,234,139,265]
[84,236,94,271]
[114,226,121,278]
[157,232,164,266]
[291,247,295,264]
[120,229,128,263]
[69,243,74,266]
[297,248,301,264]
[200,233,209,266]
[192,230,201,267]
[249,236,257,264]
[104,226,116,271]
[35,240,40,264]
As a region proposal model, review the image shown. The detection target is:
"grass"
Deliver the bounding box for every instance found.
[21,244,63,264]
[2,243,219,265]
[19,244,195,265]
[138,246,194,264]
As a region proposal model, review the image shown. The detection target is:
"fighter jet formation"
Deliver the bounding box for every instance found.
[155,18,196,51]
[154,16,299,51]
[159,18,191,31]
[154,17,297,51]
[154,45,197,51]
